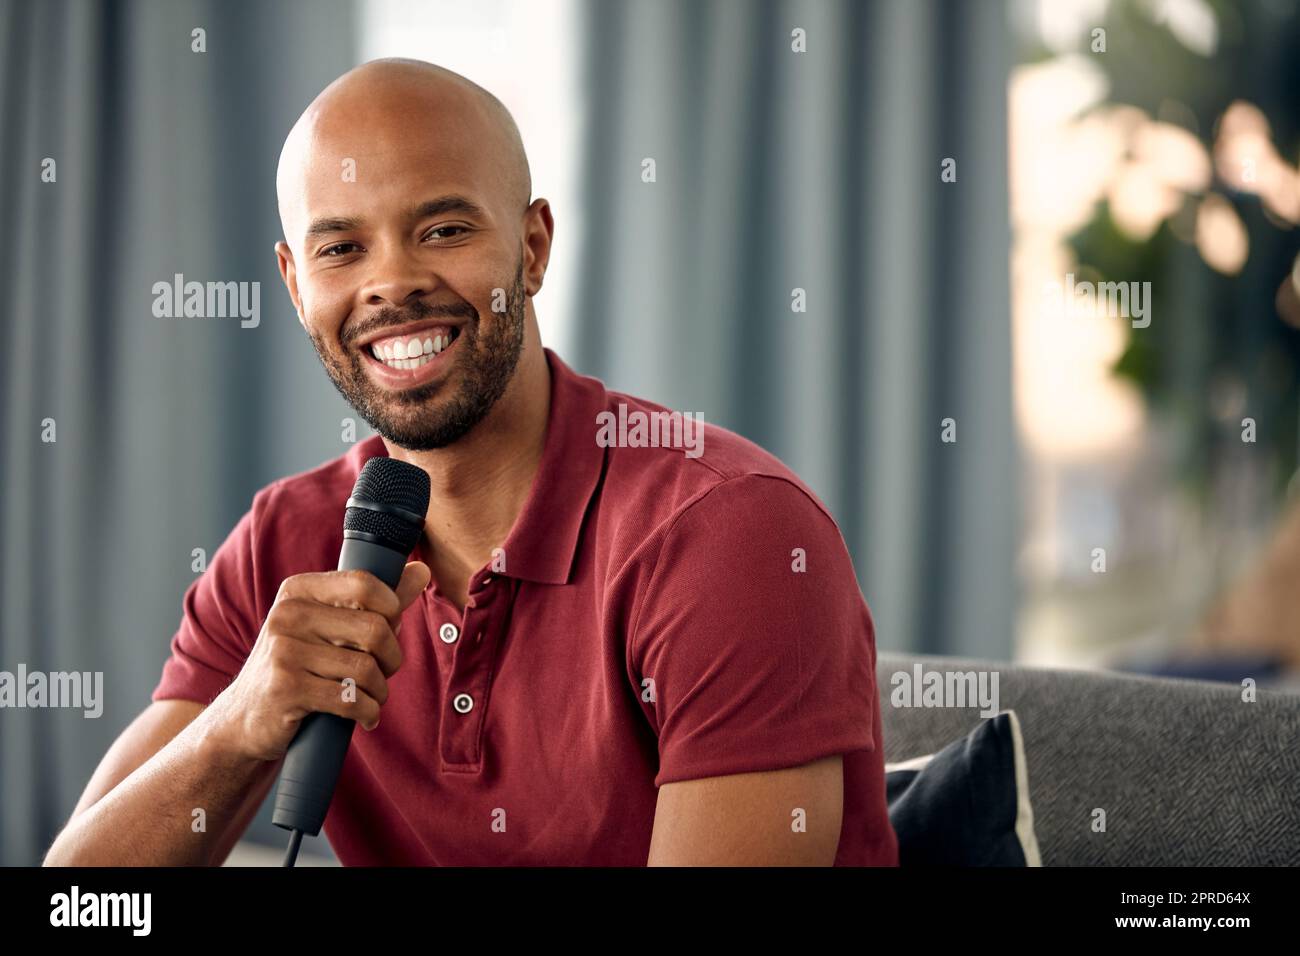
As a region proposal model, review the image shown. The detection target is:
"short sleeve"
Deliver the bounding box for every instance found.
[629,474,881,787]
[151,491,267,705]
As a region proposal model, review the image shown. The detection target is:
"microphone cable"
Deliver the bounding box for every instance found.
[282,827,303,867]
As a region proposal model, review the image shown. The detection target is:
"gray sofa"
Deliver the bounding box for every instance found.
[877,652,1300,865]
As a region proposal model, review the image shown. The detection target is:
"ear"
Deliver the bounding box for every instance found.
[275,240,307,329]
[521,198,554,297]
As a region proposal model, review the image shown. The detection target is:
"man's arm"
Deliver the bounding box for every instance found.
[45,562,430,867]
[44,700,279,867]
[647,755,844,865]
[630,476,886,866]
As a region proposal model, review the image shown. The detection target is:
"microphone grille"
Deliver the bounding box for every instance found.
[344,456,430,553]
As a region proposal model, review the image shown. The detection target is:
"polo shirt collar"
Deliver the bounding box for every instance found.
[498,348,607,584]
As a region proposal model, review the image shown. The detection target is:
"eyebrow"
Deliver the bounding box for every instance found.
[304,216,363,241]
[304,195,489,242]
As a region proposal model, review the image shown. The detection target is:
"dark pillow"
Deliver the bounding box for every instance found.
[885,710,1041,866]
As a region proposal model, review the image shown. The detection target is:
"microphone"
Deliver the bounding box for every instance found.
[272,455,430,865]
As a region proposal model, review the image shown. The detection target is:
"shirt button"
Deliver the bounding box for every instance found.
[438,622,459,644]
[452,692,474,714]
[482,575,493,585]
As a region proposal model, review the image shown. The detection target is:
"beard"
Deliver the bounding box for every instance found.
[306,254,527,451]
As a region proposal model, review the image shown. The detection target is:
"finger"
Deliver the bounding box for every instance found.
[278,601,402,676]
[301,672,383,730]
[282,569,402,621]
[300,641,390,706]
[394,561,432,612]
[313,606,402,677]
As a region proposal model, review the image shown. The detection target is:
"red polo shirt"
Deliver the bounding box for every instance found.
[153,348,899,866]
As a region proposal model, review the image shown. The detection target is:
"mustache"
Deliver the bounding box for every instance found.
[344,300,478,346]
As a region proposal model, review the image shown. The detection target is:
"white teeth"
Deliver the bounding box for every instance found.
[368,329,457,370]
[372,347,436,371]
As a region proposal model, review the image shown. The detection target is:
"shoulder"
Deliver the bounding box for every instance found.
[597,388,847,563]
[592,391,860,644]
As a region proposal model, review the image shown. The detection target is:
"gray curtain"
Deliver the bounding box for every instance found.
[0,0,354,865]
[571,0,1017,662]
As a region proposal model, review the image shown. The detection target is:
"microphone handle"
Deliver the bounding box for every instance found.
[271,537,410,836]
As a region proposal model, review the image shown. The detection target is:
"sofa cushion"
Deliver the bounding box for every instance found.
[886,710,1041,865]
[878,652,1300,865]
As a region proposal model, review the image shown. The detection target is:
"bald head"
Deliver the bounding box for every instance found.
[276,58,532,244]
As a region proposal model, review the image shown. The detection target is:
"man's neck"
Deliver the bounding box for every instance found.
[383,341,551,609]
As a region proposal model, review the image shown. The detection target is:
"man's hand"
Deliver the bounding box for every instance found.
[43,562,432,867]
[205,561,431,762]
[647,755,845,865]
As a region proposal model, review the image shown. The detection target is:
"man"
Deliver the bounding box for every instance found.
[44,59,898,866]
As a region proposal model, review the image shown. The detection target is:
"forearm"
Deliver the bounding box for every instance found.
[43,707,278,867]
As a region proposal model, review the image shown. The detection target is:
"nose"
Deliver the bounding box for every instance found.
[361,241,432,307]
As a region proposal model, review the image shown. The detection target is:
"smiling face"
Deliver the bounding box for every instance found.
[275,60,537,451]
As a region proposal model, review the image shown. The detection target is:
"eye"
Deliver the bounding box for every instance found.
[320,241,361,257]
[424,225,468,241]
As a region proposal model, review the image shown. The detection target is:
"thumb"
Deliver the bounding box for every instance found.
[394,561,432,610]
